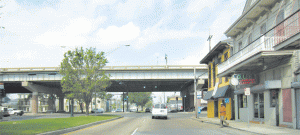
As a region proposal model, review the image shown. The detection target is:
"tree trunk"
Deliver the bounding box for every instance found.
[85,102,90,116]
[80,103,84,113]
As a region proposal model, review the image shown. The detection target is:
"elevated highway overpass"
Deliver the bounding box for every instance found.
[0,65,208,113]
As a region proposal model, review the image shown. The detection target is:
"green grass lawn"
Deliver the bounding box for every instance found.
[0,114,119,135]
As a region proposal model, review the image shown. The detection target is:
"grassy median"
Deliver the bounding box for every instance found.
[0,114,119,135]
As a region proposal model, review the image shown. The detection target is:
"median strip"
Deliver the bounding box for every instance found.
[0,114,122,135]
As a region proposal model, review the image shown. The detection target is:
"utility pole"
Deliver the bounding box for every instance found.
[165,54,168,66]
[207,33,213,52]
[123,92,124,112]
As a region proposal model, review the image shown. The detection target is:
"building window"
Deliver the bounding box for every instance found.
[260,23,266,35]
[239,94,247,108]
[213,62,216,86]
[224,52,228,61]
[238,42,242,51]
[208,65,211,88]
[270,90,279,107]
[225,77,229,82]
[248,33,252,45]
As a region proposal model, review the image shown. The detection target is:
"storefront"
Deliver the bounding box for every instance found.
[203,85,234,119]
[291,82,300,129]
[234,80,281,125]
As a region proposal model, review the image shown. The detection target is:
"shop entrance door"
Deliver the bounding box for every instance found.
[296,89,300,129]
[254,93,264,120]
[214,100,218,117]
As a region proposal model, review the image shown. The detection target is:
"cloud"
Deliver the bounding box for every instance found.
[96,22,140,45]
[187,0,219,13]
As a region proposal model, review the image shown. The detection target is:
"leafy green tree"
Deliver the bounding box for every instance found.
[60,47,111,115]
[145,100,153,108]
[128,92,152,111]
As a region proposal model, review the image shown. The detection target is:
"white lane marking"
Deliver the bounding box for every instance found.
[131,128,138,135]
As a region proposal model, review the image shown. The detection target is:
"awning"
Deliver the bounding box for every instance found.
[234,80,281,94]
[203,90,213,100]
[212,85,230,98]
[291,82,300,88]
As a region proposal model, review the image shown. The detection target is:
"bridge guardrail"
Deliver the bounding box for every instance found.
[0,65,207,73]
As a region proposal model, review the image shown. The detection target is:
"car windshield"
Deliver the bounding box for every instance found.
[154,104,166,109]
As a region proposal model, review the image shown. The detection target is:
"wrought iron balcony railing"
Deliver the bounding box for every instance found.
[218,9,300,75]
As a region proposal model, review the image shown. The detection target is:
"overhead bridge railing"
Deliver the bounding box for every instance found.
[0,65,207,73]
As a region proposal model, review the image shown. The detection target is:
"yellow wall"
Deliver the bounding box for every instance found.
[217,98,232,120]
[207,47,231,92]
[207,100,214,118]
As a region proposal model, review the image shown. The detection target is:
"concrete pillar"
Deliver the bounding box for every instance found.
[57,94,65,113]
[31,92,38,114]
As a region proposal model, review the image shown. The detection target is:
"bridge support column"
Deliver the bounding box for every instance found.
[57,94,65,113]
[31,92,38,114]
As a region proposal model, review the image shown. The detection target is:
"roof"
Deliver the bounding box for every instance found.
[200,39,233,64]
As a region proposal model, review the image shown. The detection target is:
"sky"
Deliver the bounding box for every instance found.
[1,0,246,102]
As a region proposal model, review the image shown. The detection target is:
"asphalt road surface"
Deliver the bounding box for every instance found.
[64,112,257,135]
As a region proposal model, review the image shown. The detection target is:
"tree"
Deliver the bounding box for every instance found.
[60,47,111,116]
[127,92,152,111]
[145,100,153,108]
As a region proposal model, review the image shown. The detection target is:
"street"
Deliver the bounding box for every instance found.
[64,112,257,135]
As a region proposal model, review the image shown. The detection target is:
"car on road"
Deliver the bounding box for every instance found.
[91,108,104,113]
[145,108,151,113]
[1,107,10,117]
[152,103,167,119]
[115,108,123,112]
[8,108,24,116]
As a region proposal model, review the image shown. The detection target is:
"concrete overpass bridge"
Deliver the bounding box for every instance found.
[0,65,208,113]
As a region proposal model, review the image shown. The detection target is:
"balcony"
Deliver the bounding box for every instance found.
[218,10,300,76]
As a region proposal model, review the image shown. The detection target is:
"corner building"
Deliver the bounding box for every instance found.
[220,0,300,129]
[200,39,235,120]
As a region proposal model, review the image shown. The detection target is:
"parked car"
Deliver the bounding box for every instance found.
[145,108,151,113]
[91,108,104,113]
[130,109,137,112]
[152,103,167,119]
[115,108,123,112]
[1,107,10,117]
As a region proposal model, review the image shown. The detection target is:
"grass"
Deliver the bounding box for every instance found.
[0,114,119,135]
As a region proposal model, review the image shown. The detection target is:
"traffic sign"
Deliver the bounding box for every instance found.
[225,98,229,103]
[244,88,250,95]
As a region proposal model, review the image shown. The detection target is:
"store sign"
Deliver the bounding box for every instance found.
[236,74,257,85]
[0,83,4,89]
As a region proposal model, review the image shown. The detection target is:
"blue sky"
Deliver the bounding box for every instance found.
[1,0,246,101]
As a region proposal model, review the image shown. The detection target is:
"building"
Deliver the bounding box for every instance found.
[18,93,50,112]
[218,0,300,129]
[200,39,234,120]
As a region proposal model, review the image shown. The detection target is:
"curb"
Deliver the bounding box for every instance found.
[191,117,265,135]
[37,115,124,135]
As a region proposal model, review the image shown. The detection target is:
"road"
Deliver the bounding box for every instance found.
[64,112,257,135]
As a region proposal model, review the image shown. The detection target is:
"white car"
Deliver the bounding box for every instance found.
[91,108,104,113]
[152,103,167,119]
[8,108,24,116]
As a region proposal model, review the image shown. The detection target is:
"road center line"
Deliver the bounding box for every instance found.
[131,128,138,135]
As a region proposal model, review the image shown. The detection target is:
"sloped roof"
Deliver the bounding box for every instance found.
[200,39,233,64]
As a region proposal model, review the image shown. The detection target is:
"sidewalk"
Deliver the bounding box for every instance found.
[192,112,299,135]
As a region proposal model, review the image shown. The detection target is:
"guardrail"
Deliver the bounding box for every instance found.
[218,9,300,74]
[0,65,207,72]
